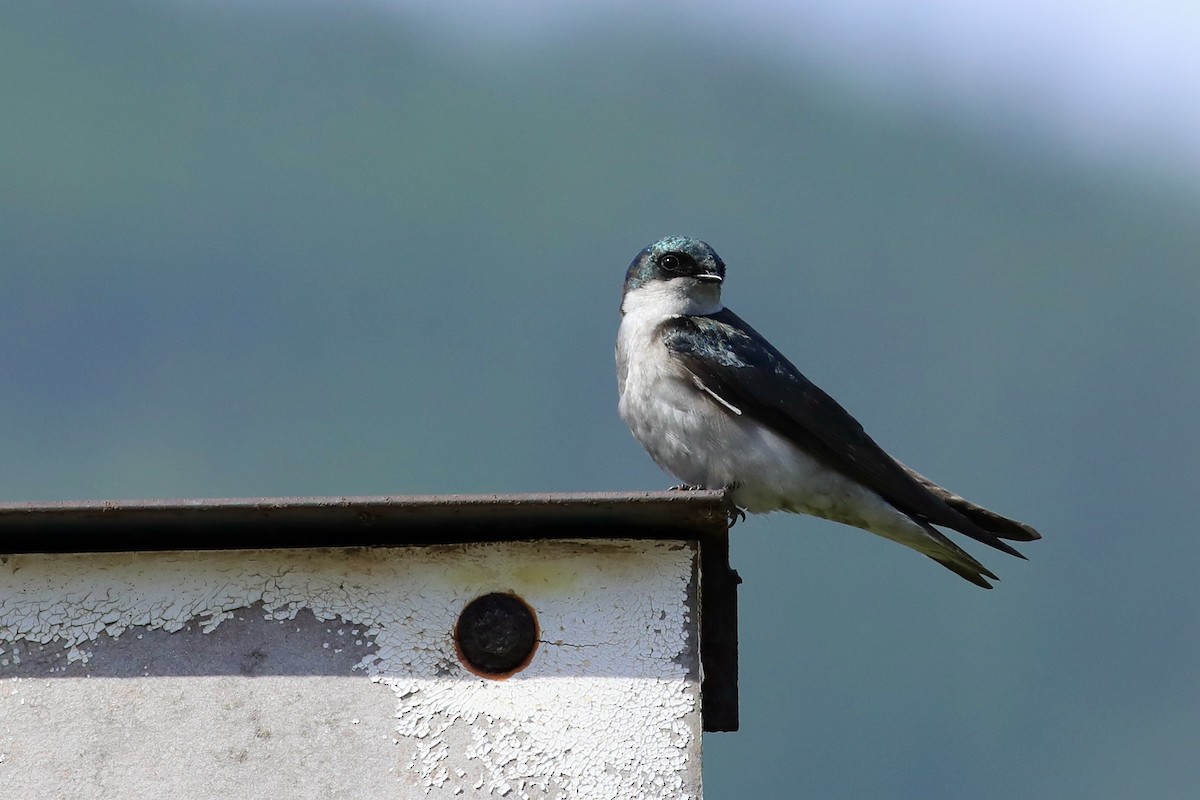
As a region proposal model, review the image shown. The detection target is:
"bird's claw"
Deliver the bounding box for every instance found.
[722,483,746,527]
[665,483,745,526]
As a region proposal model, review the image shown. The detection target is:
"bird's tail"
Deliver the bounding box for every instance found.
[863,512,1001,589]
[925,546,999,589]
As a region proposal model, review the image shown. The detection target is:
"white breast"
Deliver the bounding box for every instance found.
[617,281,723,484]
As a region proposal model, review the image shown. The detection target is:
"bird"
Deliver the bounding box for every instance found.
[615,236,1040,588]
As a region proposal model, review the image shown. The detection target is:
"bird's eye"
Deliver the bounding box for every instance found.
[659,254,683,272]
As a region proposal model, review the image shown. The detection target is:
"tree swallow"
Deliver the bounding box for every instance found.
[616,236,1040,588]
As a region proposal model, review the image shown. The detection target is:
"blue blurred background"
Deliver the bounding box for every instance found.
[3,2,1198,797]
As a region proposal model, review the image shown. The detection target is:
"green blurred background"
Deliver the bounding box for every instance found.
[3,2,1198,797]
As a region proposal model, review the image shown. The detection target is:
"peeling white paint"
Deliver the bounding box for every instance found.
[0,541,700,799]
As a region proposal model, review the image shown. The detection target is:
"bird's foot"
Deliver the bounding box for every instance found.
[664,483,745,525]
[722,483,746,527]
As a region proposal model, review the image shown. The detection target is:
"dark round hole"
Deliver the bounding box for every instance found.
[454,593,538,677]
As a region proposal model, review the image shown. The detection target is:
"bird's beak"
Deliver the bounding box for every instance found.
[695,273,723,283]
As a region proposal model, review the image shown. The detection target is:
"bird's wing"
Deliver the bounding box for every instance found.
[660,309,1032,555]
[900,462,1041,541]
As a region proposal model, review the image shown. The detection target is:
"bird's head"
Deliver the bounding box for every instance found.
[621,236,726,316]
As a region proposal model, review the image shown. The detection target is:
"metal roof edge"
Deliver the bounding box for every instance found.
[0,490,729,549]
[0,490,740,731]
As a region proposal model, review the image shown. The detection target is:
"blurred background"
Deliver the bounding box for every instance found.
[3,1,1198,797]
